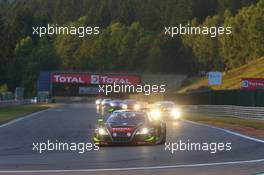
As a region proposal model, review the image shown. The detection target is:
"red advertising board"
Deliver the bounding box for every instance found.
[51,73,140,85]
[241,78,264,90]
[90,74,140,85]
[52,73,90,84]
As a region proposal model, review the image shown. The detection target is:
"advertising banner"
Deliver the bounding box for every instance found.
[208,72,222,85]
[51,73,140,85]
[51,73,90,84]
[90,74,140,85]
[241,78,264,90]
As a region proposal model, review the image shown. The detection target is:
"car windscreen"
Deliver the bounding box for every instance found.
[107,112,146,125]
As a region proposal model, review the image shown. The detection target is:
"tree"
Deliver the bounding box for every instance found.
[219,0,264,68]
[13,36,59,96]
[182,16,224,71]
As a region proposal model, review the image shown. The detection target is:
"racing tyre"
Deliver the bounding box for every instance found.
[160,125,166,144]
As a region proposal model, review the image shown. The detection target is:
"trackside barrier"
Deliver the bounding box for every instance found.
[0,99,49,108]
[183,105,264,120]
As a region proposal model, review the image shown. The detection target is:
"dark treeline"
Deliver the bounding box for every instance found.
[0,0,263,96]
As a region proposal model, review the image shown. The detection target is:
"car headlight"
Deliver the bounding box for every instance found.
[150,109,161,120]
[122,104,128,109]
[171,108,181,119]
[98,128,108,135]
[101,101,105,105]
[110,102,116,107]
[134,104,140,110]
[136,127,153,135]
[31,98,37,103]
[96,100,100,105]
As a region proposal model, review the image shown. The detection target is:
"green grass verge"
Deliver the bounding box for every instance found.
[178,57,264,93]
[0,104,50,124]
[184,113,264,130]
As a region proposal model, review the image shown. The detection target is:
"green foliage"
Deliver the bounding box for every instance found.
[14,36,59,96]
[179,57,264,93]
[0,104,50,123]
[0,0,261,96]
[182,16,224,71]
[0,84,8,93]
[220,0,264,68]
[183,0,264,70]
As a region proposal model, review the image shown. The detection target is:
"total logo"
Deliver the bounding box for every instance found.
[53,74,86,83]
[91,75,132,84]
[241,80,249,87]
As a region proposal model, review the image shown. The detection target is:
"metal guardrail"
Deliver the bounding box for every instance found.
[0,99,33,107]
[183,105,264,120]
[53,96,96,103]
[0,99,49,107]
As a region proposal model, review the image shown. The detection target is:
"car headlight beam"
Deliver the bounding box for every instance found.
[134,104,140,110]
[171,108,181,119]
[150,109,161,120]
[122,104,128,109]
[136,127,151,135]
[98,128,108,135]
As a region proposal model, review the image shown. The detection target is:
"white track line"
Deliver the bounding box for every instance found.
[0,109,50,128]
[0,158,264,173]
[184,120,264,144]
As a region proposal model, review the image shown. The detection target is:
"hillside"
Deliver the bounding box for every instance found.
[178,57,264,93]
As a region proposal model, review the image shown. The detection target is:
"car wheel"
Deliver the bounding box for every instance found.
[156,124,166,145]
[160,125,166,144]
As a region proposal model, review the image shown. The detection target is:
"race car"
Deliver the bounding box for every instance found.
[121,99,148,111]
[93,110,166,146]
[100,98,112,107]
[150,101,181,120]
[95,98,103,106]
[121,99,137,110]
[108,100,124,113]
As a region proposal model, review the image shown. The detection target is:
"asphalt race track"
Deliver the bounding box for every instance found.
[0,102,263,175]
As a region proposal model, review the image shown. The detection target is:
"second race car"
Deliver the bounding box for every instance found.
[150,101,181,120]
[108,100,124,113]
[93,110,166,146]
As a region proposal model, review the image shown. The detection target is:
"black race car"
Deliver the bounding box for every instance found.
[93,110,166,146]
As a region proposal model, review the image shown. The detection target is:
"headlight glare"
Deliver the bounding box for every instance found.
[136,127,151,135]
[150,109,161,120]
[134,104,140,110]
[98,128,108,135]
[122,104,128,109]
[171,108,181,119]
